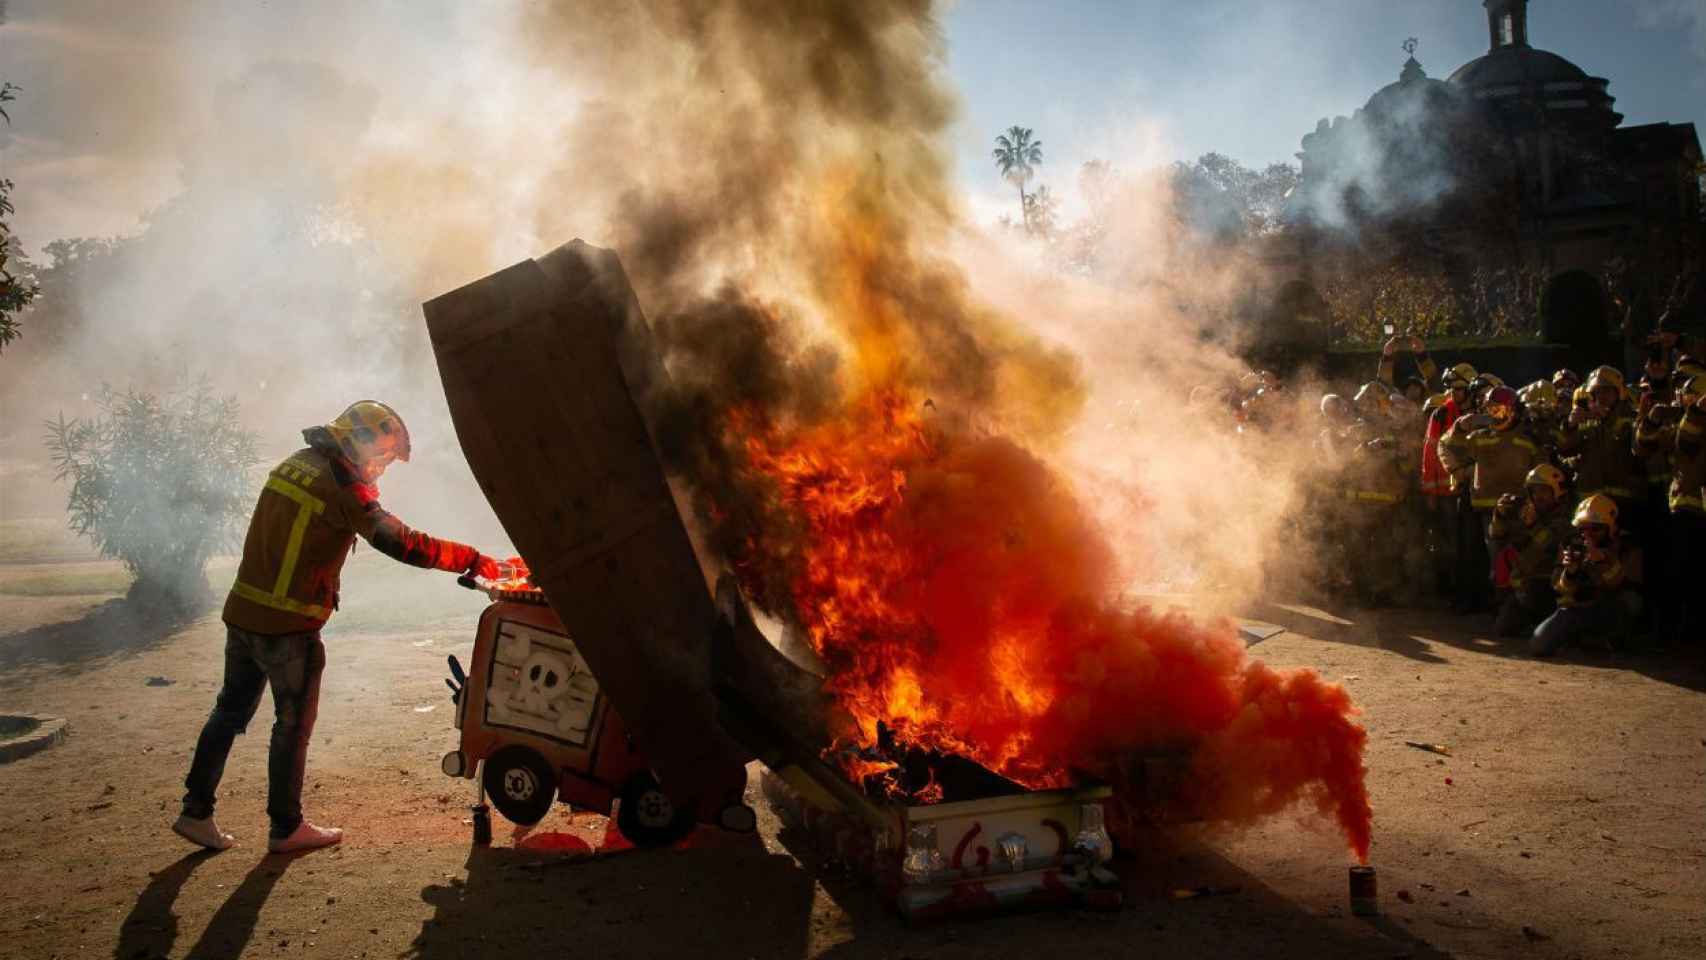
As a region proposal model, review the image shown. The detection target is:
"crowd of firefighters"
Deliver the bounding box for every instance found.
[1221,334,1704,657]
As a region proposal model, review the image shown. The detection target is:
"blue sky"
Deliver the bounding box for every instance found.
[4,1,1703,246]
[941,0,1706,219]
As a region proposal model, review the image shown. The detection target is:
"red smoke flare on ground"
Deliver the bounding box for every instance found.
[727,390,1372,860]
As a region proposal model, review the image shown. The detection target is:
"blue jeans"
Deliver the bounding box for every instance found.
[1530,592,1641,657]
[182,626,325,838]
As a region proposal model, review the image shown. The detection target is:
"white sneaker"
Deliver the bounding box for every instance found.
[172,814,235,851]
[267,820,343,853]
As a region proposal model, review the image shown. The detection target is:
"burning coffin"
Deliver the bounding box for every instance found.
[424,241,1120,914]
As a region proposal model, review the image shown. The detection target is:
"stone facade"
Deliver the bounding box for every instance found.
[1275,0,1702,367]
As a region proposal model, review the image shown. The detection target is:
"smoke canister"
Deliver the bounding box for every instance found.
[1348,865,1378,916]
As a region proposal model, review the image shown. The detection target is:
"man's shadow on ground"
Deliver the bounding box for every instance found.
[114,849,306,960]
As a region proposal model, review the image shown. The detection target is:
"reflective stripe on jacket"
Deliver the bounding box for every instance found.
[1671,407,1706,516]
[223,445,480,634]
[1438,421,1542,509]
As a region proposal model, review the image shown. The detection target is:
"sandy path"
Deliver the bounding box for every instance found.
[2,579,1703,959]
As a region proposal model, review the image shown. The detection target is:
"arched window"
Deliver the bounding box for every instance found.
[1499,13,1515,47]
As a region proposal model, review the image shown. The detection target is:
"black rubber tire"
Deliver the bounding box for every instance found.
[482,747,556,826]
[615,772,696,848]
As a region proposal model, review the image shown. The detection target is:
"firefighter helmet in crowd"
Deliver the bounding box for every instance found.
[1518,380,1558,417]
[1572,385,1592,410]
[1572,493,1619,531]
[326,400,412,473]
[1445,363,1477,389]
[1680,375,1706,400]
[1320,393,1348,419]
[1552,368,1582,394]
[1676,354,1706,385]
[1483,385,1520,429]
[1353,381,1392,418]
[1525,463,1567,500]
[1585,365,1626,402]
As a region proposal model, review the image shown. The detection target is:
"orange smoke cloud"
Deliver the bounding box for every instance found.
[728,384,1372,860]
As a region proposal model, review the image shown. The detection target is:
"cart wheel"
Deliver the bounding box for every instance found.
[482,746,556,826]
[615,772,696,848]
[471,804,493,846]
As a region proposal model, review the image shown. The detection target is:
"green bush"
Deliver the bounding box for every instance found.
[45,380,261,610]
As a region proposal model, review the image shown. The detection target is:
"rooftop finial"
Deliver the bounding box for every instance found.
[1399,37,1426,82]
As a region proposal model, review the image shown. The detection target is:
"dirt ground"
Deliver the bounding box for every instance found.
[2,551,1703,960]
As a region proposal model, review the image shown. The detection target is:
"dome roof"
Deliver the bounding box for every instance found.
[1447,46,1590,88]
[1364,57,1461,116]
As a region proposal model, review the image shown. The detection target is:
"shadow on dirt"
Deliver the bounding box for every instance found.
[406,818,1455,960]
[113,850,217,960]
[0,597,206,677]
[115,849,305,960]
[406,827,813,960]
[1250,598,1706,693]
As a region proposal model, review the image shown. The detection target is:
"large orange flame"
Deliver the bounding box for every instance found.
[727,387,1372,860]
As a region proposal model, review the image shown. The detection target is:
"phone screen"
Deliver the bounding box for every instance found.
[1383,323,1395,336]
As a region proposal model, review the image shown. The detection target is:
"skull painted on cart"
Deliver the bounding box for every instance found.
[509,648,576,720]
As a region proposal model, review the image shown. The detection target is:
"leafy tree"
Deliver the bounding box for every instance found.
[1170,152,1299,242]
[992,126,1044,233]
[1,82,39,353]
[45,379,261,610]
[11,237,119,349]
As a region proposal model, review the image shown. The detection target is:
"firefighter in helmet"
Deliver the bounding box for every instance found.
[1334,382,1410,604]
[1377,334,1439,405]
[1531,494,1640,657]
[176,401,513,853]
[1518,380,1563,460]
[1421,365,1475,602]
[1561,365,1643,536]
[1438,384,1543,611]
[1637,373,1706,646]
[1488,464,1570,638]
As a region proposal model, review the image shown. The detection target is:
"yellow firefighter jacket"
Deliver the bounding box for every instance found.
[1559,412,1639,501]
[223,442,480,634]
[1436,419,1543,510]
[1488,498,1571,590]
[1341,424,1408,505]
[1667,405,1706,515]
[1552,545,1625,609]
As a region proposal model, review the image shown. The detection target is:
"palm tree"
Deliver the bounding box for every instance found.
[992,126,1043,232]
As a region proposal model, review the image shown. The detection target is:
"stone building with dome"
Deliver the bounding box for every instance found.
[1271,0,1702,367]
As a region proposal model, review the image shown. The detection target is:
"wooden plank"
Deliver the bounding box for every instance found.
[423,240,750,816]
